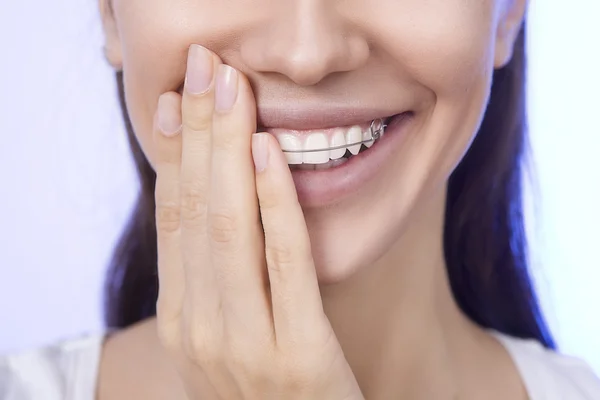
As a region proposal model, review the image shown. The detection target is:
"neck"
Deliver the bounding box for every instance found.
[319,187,482,399]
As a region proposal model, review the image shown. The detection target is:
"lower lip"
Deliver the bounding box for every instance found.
[288,112,413,207]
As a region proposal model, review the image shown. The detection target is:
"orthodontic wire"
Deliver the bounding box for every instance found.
[280,118,387,153]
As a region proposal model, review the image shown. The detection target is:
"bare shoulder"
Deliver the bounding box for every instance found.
[97,318,189,400]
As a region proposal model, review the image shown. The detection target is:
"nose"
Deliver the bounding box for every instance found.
[240,0,370,86]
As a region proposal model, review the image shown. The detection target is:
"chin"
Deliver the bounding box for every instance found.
[303,195,414,286]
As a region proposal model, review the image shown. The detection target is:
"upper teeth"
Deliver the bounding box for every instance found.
[275,125,375,164]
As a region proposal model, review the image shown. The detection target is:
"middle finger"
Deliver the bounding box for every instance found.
[208,63,274,340]
[180,44,222,324]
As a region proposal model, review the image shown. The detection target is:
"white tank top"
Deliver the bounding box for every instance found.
[1,332,599,399]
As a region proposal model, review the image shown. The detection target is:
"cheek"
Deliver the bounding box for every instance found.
[112,0,209,167]
[313,1,500,274]
[377,1,499,175]
[373,0,498,96]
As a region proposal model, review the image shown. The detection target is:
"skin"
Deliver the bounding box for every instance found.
[98,0,530,398]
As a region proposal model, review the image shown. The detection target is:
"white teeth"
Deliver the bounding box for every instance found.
[329,128,347,160]
[276,122,381,165]
[346,125,362,155]
[303,133,330,164]
[362,127,374,148]
[276,134,303,164]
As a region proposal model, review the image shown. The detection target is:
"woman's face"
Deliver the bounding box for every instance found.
[101,0,526,283]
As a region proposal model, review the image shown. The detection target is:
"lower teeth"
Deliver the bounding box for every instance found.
[291,158,348,171]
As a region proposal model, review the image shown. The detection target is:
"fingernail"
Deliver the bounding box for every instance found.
[215,65,238,112]
[252,133,270,173]
[186,44,213,95]
[157,94,181,136]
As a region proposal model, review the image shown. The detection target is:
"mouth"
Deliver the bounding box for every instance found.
[271,111,415,207]
[175,80,414,205]
[259,115,396,170]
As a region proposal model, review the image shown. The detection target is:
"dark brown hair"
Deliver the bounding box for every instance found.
[104,25,555,348]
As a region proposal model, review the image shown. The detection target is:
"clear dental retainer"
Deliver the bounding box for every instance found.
[280,118,387,154]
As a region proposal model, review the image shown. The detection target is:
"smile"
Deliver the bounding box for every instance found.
[263,117,390,169]
[263,111,415,207]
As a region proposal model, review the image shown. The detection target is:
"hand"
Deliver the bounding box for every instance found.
[152,44,364,400]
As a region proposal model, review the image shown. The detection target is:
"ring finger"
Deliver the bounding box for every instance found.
[180,44,223,325]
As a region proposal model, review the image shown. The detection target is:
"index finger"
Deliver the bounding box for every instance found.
[251,133,328,346]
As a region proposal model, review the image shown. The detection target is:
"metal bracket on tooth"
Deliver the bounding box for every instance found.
[281,118,387,153]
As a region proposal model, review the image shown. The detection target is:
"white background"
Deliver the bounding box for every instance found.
[1,0,599,373]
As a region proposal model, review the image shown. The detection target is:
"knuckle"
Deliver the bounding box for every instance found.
[188,332,209,358]
[182,99,213,133]
[178,303,224,367]
[231,353,273,390]
[208,212,239,244]
[258,195,279,212]
[156,321,181,352]
[180,182,208,225]
[265,241,295,270]
[155,200,181,233]
[184,326,216,363]
[158,336,179,356]
[184,117,212,133]
[280,359,316,391]
[257,186,282,211]
[211,130,237,153]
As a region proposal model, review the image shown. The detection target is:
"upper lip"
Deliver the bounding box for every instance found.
[256,106,401,131]
[176,82,405,130]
